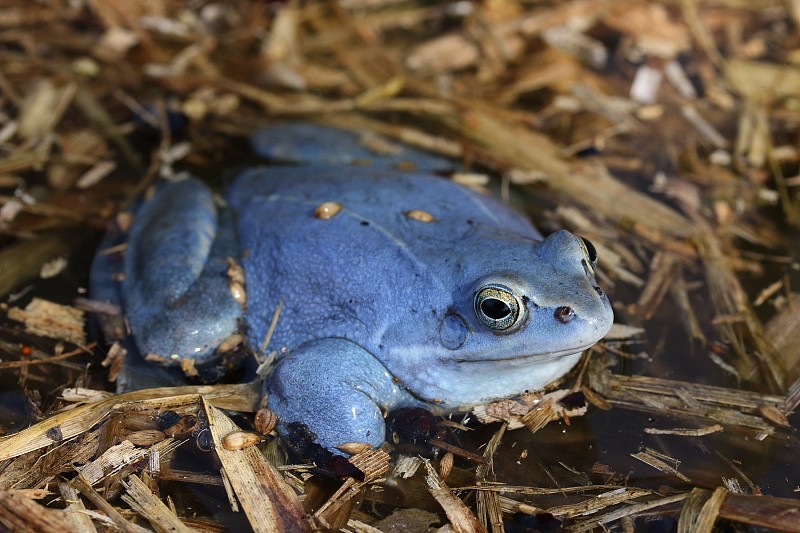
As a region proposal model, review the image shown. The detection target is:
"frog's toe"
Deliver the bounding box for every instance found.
[265,338,416,454]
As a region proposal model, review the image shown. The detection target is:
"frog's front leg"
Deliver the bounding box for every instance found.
[266,338,418,453]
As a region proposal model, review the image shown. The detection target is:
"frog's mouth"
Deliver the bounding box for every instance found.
[454,344,593,364]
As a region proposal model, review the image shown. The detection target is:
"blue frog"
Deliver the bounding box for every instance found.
[91,123,613,453]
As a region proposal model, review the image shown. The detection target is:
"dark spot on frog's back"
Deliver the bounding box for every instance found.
[360,220,370,226]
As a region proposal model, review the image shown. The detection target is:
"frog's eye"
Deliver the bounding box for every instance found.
[474,285,523,331]
[579,237,597,267]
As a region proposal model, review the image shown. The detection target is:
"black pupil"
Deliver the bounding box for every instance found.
[481,298,511,320]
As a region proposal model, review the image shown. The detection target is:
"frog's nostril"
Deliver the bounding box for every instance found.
[594,286,604,297]
[554,306,575,323]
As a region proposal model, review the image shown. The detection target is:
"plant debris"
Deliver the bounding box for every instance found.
[0,0,799,531]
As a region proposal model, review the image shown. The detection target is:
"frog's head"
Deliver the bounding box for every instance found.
[387,230,613,407]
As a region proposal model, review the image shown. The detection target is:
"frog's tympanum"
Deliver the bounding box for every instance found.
[91,124,614,453]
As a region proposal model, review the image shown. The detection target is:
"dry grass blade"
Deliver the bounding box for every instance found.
[767,294,800,385]
[590,369,785,434]
[631,451,690,483]
[0,383,259,461]
[567,493,689,532]
[461,484,624,495]
[632,252,681,320]
[201,397,309,533]
[696,230,785,391]
[18,80,76,140]
[475,424,506,533]
[438,104,693,238]
[0,344,93,371]
[548,487,653,519]
[71,474,147,533]
[121,474,192,533]
[423,459,486,533]
[0,232,77,296]
[644,424,723,436]
[725,59,800,102]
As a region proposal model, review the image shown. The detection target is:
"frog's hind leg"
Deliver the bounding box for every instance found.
[90,198,190,391]
[266,338,418,454]
[93,178,246,391]
[126,178,245,372]
[250,123,457,174]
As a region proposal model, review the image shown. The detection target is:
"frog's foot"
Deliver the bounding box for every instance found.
[111,178,244,382]
[250,123,456,174]
[266,338,417,455]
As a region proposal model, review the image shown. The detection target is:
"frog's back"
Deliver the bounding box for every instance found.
[227,166,539,240]
[226,166,541,355]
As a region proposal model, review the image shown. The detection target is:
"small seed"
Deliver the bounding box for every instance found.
[439,452,454,480]
[217,333,244,353]
[315,201,342,220]
[254,408,277,435]
[229,281,246,305]
[222,431,262,451]
[179,357,199,378]
[405,209,435,223]
[226,257,246,285]
[336,442,372,455]
[759,404,790,427]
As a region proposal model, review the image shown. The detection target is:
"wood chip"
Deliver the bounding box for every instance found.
[7,297,86,345]
[201,397,309,532]
[57,478,97,533]
[121,474,192,533]
[78,438,175,486]
[631,451,691,483]
[315,448,390,527]
[423,459,486,533]
[0,488,81,533]
[644,424,723,436]
[474,389,587,431]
